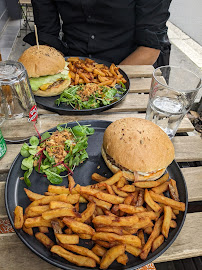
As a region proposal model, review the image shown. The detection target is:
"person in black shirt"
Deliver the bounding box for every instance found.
[24,0,172,65]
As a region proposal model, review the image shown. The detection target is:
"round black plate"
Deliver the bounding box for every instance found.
[5,120,188,270]
[35,57,130,115]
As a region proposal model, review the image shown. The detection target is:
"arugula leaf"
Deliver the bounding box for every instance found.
[45,169,63,184]
[29,136,39,146]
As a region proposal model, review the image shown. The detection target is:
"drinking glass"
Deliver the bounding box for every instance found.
[146,66,201,139]
[0,60,39,142]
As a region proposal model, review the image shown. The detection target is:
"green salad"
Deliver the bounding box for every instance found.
[55,82,126,110]
[20,123,94,186]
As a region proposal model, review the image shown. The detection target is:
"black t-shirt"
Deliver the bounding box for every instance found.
[24,0,171,64]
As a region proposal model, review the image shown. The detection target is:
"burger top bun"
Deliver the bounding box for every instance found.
[19,45,65,78]
[102,117,175,173]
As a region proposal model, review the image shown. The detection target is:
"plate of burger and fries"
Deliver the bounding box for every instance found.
[19,46,130,115]
[5,118,187,270]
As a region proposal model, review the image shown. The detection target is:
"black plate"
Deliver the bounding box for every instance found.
[5,120,188,270]
[35,57,130,115]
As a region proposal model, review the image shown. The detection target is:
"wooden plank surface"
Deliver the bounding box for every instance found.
[1,114,194,141]
[118,65,158,78]
[0,212,201,269]
[1,167,202,218]
[1,136,201,174]
[181,167,202,202]
[130,77,152,93]
[173,136,202,162]
[154,212,202,263]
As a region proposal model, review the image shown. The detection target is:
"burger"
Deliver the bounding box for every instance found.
[19,45,71,97]
[101,118,175,181]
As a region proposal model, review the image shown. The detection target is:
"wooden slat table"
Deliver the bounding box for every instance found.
[1,64,202,269]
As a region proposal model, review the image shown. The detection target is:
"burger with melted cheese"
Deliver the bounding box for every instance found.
[101,118,175,181]
[19,45,71,97]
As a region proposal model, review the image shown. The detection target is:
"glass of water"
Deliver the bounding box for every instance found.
[145,66,201,139]
[0,60,39,142]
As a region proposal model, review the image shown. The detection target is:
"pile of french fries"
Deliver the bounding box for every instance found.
[67,57,127,87]
[14,171,185,269]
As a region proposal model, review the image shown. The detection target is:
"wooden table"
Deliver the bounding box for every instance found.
[0,65,202,269]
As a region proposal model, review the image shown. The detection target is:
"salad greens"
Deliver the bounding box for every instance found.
[20,123,94,187]
[55,83,126,110]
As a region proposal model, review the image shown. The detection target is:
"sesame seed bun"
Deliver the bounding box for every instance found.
[19,45,65,78]
[102,118,175,181]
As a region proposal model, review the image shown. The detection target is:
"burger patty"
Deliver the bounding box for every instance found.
[46,79,64,90]
[106,152,131,172]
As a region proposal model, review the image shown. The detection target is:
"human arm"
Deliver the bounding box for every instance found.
[120,0,171,65]
[120,46,160,65]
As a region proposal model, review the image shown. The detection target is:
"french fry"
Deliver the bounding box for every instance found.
[44,192,57,196]
[124,195,134,205]
[26,205,50,217]
[91,244,106,257]
[120,185,136,193]
[98,79,114,86]
[169,181,180,201]
[170,179,179,200]
[49,201,74,210]
[14,206,24,229]
[35,232,54,249]
[96,226,125,235]
[125,244,141,257]
[96,206,104,216]
[162,206,172,238]
[79,234,92,239]
[170,220,177,228]
[131,190,139,205]
[135,211,157,220]
[144,189,162,212]
[149,191,185,211]
[24,188,44,201]
[48,185,71,195]
[39,226,49,233]
[62,244,100,264]
[68,57,80,62]
[64,228,72,235]
[24,216,52,228]
[74,73,80,85]
[51,245,96,268]
[55,233,79,244]
[92,232,141,248]
[152,234,164,252]
[144,226,153,235]
[68,175,76,193]
[95,192,125,204]
[91,173,107,182]
[22,224,33,235]
[112,185,128,197]
[156,173,169,184]
[123,217,153,231]
[135,189,144,206]
[134,181,160,188]
[100,244,125,269]
[119,204,146,214]
[116,177,127,188]
[83,195,112,210]
[42,208,79,220]
[96,171,123,186]
[76,202,96,223]
[137,230,145,247]
[152,181,170,194]
[63,217,95,235]
[92,215,139,227]
[140,216,164,260]
[117,253,128,265]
